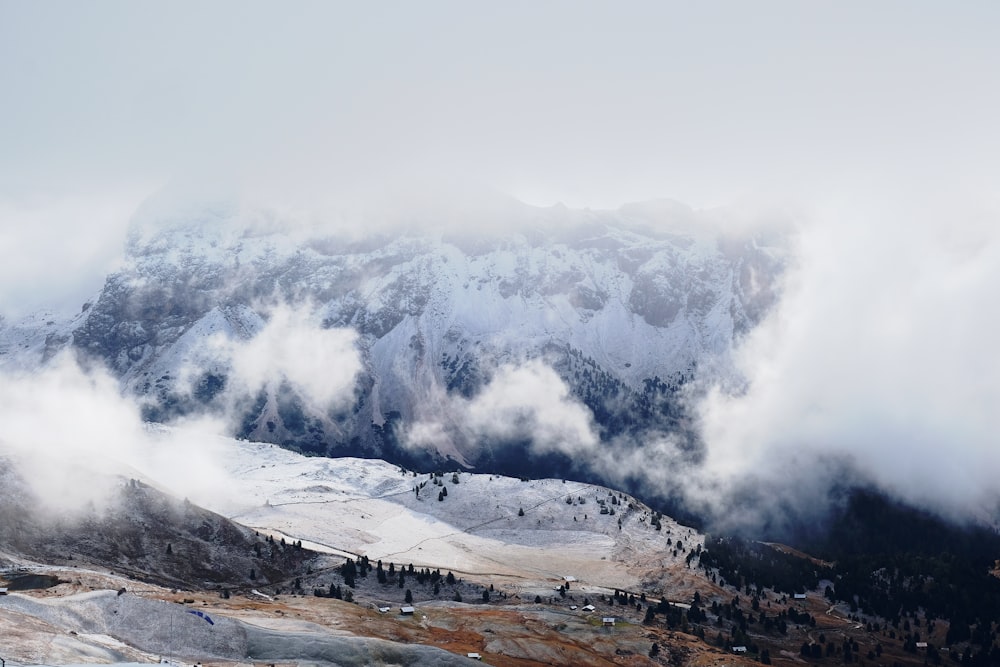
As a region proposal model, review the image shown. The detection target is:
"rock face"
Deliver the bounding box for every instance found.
[4,195,786,480]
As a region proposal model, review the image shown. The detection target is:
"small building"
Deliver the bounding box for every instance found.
[602,617,616,627]
[581,604,596,612]
[569,605,578,610]
[732,646,748,653]
[377,606,391,613]
[400,606,415,615]
[916,642,929,649]
[0,587,8,595]
[793,593,807,600]
[467,653,482,660]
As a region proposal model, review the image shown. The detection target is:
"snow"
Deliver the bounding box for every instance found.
[172,438,703,589]
[0,203,785,468]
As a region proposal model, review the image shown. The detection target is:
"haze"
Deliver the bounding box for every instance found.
[2,1,999,525]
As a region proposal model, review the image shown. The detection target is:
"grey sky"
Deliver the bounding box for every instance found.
[2,0,998,322]
[1,1,998,309]
[4,1,1000,204]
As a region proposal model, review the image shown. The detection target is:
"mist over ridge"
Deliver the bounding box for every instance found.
[3,185,998,536]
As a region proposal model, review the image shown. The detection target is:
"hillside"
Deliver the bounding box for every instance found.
[0,450,324,590]
[4,434,997,666]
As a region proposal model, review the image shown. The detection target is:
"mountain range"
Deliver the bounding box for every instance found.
[1,193,787,492]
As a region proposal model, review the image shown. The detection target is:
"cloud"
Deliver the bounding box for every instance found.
[691,196,1000,522]
[406,359,599,461]
[0,191,148,318]
[0,301,364,519]
[218,303,363,412]
[0,353,232,514]
[464,361,599,456]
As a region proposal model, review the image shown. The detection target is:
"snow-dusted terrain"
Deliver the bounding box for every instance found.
[165,435,704,595]
[0,194,786,479]
[0,193,752,665]
[0,432,708,666]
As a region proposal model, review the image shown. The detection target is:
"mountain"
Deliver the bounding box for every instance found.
[0,193,786,490]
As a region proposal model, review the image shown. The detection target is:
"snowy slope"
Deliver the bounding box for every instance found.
[179,437,704,592]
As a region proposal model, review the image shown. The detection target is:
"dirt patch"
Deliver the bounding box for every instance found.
[763,543,834,568]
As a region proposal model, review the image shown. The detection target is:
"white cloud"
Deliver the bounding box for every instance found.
[694,197,1000,519]
[0,353,232,514]
[0,191,150,318]
[406,359,599,460]
[217,303,362,412]
[464,361,599,456]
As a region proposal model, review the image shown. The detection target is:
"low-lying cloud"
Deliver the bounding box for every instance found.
[0,353,231,514]
[212,303,362,413]
[0,302,364,517]
[5,185,1000,538]
[407,359,599,463]
[691,198,1000,524]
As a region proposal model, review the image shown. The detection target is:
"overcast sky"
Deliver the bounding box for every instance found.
[2,1,1000,314]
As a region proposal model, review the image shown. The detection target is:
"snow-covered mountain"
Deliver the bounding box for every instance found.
[1,193,786,483]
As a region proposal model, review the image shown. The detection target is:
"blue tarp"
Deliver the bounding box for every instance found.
[187,609,215,625]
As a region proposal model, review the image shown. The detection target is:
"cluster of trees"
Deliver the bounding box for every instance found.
[699,489,1000,661]
[314,582,354,602]
[334,556,460,599]
[699,535,825,595]
[803,490,1000,659]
